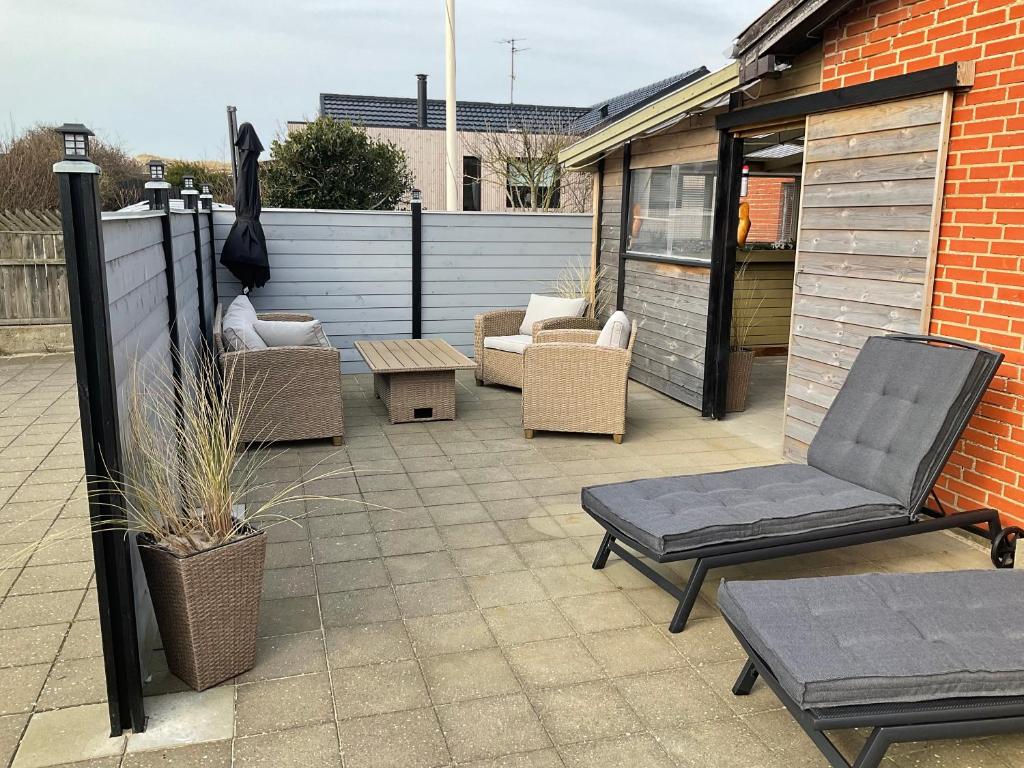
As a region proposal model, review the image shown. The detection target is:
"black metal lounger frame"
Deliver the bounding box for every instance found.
[725,614,1024,768]
[588,334,1015,633]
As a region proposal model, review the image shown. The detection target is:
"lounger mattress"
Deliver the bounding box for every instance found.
[719,570,1024,709]
[581,464,906,557]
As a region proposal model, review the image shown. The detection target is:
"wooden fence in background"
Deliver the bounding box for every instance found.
[0,210,69,325]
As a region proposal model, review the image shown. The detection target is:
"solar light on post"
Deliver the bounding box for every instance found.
[181,175,199,211]
[146,160,170,211]
[199,181,213,212]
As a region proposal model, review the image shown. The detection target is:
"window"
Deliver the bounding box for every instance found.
[463,156,481,212]
[627,161,717,262]
[506,161,561,210]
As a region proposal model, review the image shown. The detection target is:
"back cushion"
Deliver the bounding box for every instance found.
[253,319,330,348]
[222,296,267,351]
[807,336,992,510]
[519,294,587,335]
[596,311,631,349]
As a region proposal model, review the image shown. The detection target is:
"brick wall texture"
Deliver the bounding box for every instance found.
[822,0,1024,525]
[741,176,797,243]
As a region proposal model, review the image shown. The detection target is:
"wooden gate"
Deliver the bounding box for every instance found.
[0,210,68,324]
[783,92,954,458]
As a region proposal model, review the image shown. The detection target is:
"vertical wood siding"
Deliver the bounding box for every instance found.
[214,209,591,372]
[783,92,953,459]
[0,226,68,325]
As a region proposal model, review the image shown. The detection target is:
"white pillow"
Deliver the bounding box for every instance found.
[252,319,331,348]
[221,296,266,351]
[519,294,587,335]
[596,311,631,349]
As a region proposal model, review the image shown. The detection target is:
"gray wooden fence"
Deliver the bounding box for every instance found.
[214,209,592,372]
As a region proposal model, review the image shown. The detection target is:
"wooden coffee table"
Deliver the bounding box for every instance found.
[354,338,476,424]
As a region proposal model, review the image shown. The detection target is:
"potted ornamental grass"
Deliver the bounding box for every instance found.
[726,257,766,413]
[109,350,345,691]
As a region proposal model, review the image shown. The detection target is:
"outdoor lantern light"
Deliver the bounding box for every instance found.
[411,188,422,203]
[56,123,94,161]
[182,176,195,190]
[148,160,165,181]
[200,182,211,195]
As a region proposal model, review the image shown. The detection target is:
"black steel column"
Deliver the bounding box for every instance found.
[155,189,183,386]
[615,143,632,312]
[192,209,211,349]
[54,152,146,736]
[206,210,220,310]
[411,190,422,339]
[703,93,745,419]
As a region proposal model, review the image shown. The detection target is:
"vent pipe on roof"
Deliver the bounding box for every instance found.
[416,74,428,128]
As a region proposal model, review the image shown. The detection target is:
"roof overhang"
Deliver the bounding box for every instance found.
[558,63,741,170]
[732,0,856,85]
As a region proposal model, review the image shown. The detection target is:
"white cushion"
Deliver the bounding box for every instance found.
[222,296,266,351]
[252,319,331,348]
[597,311,631,349]
[483,334,532,355]
[519,294,587,335]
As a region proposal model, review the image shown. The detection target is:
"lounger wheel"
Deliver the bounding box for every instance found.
[991,526,1022,569]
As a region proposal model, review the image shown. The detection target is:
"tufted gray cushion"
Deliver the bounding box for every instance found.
[719,571,1024,709]
[581,464,906,556]
[807,336,994,511]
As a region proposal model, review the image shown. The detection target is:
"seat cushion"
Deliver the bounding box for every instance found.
[581,464,907,557]
[718,570,1024,709]
[484,334,532,355]
[519,294,586,335]
[808,335,998,510]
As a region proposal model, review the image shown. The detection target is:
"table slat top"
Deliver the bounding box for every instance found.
[355,338,475,373]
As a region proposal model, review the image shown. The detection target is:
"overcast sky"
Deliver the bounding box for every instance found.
[2,0,768,160]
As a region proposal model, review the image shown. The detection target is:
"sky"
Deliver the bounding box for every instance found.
[1,0,769,161]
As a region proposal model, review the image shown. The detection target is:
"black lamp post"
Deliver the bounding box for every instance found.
[411,188,422,338]
[146,160,170,211]
[180,174,199,211]
[52,123,146,736]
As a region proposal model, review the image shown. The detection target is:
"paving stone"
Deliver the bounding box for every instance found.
[332,659,431,720]
[233,722,341,768]
[384,551,459,584]
[122,740,232,768]
[580,626,684,677]
[529,680,642,745]
[657,718,776,768]
[436,693,551,762]
[308,512,372,538]
[466,571,547,608]
[513,540,589,569]
[236,672,335,736]
[336,708,450,768]
[315,558,389,593]
[377,527,444,556]
[258,596,321,637]
[0,623,68,667]
[37,656,106,709]
[326,621,413,668]
[420,648,521,703]
[558,733,675,768]
[0,663,50,715]
[506,637,604,690]
[613,668,732,728]
[460,750,565,768]
[126,687,234,752]
[405,611,495,657]
[482,601,574,646]
[0,715,29,768]
[533,563,616,599]
[312,533,379,564]
[555,591,646,634]
[238,630,327,682]
[262,565,316,600]
[438,521,507,549]
[368,506,432,531]
[450,544,525,576]
[0,590,82,629]
[496,517,565,544]
[320,587,399,627]
[395,577,475,618]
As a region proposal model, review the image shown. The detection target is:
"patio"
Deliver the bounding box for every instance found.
[2,353,1019,768]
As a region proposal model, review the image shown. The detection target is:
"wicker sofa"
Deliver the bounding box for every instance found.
[474,309,600,389]
[521,323,638,443]
[213,305,344,445]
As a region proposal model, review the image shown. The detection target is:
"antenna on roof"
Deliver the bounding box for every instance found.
[497,38,529,105]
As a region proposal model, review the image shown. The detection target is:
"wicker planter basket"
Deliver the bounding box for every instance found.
[139,529,266,691]
[725,348,755,413]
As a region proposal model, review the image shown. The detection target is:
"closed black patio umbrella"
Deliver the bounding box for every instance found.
[220,123,270,291]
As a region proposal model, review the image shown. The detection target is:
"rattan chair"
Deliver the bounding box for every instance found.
[214,305,345,445]
[473,310,599,389]
[521,323,637,443]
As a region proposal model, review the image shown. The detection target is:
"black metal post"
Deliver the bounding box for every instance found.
[615,142,632,312]
[156,190,183,386]
[54,147,146,736]
[411,190,422,339]
[192,209,211,349]
[207,210,220,310]
[703,93,745,419]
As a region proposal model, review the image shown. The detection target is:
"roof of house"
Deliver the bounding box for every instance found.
[319,93,588,132]
[572,66,710,134]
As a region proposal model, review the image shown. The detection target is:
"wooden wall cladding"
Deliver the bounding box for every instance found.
[783,91,953,459]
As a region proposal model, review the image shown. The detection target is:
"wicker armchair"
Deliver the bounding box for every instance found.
[214,306,344,445]
[521,324,638,443]
[473,309,600,389]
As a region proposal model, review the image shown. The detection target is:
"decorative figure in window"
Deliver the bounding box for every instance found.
[737,201,751,248]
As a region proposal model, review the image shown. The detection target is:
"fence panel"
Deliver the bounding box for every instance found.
[170,211,202,371]
[420,212,592,356]
[214,209,412,373]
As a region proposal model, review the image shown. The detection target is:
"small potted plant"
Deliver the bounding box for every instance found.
[109,351,344,691]
[726,257,766,413]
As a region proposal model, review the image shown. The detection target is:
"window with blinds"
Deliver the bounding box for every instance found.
[627,161,717,262]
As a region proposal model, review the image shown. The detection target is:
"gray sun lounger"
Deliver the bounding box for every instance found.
[720,570,1024,768]
[583,334,1014,633]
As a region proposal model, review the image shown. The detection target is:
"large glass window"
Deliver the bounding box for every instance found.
[463,156,481,212]
[506,162,561,210]
[627,161,717,262]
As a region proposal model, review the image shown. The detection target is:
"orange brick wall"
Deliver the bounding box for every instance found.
[822,0,1024,525]
[741,176,796,243]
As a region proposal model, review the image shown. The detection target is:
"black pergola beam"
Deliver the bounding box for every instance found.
[715,62,972,131]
